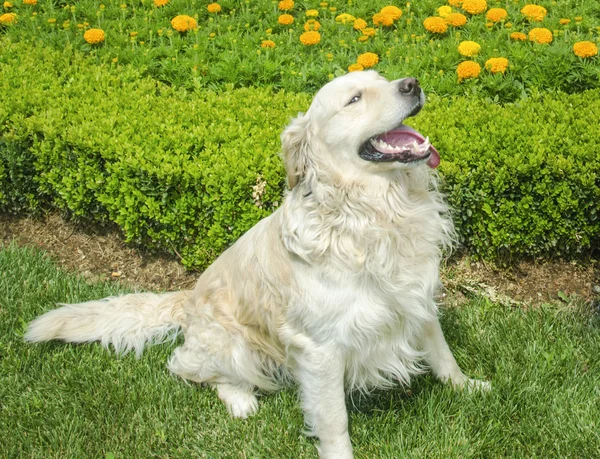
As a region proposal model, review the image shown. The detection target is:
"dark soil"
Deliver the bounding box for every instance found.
[1,212,598,305]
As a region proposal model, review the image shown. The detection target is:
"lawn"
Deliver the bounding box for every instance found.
[2,243,599,457]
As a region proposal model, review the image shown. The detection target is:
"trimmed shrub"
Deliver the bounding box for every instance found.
[0,41,598,267]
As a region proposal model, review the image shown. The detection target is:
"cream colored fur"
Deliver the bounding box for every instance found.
[25,71,489,459]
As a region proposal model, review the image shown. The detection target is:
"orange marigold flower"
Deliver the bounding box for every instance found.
[528,27,552,44]
[423,16,448,34]
[304,19,321,31]
[461,0,486,15]
[299,30,320,45]
[153,0,168,6]
[448,0,463,7]
[373,12,394,27]
[486,8,507,22]
[510,32,527,41]
[23,0,36,5]
[485,57,509,73]
[83,28,105,44]
[171,15,197,32]
[445,12,467,27]
[207,3,221,13]
[278,0,294,11]
[573,41,598,58]
[457,61,481,81]
[306,9,318,17]
[458,40,481,56]
[559,19,571,25]
[278,14,294,25]
[335,13,355,24]
[521,4,546,22]
[348,63,364,72]
[357,35,369,42]
[353,18,367,30]
[362,27,376,37]
[0,12,16,24]
[437,6,452,18]
[261,39,276,48]
[357,52,379,68]
[380,6,402,20]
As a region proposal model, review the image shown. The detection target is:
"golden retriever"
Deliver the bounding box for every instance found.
[26,70,489,458]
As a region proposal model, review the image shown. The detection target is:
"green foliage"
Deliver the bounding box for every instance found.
[410,90,600,259]
[0,0,598,101]
[1,40,598,267]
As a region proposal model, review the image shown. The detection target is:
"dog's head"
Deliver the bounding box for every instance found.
[282,70,440,188]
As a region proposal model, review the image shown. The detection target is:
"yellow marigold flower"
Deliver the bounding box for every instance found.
[423,16,448,34]
[329,6,336,12]
[362,27,376,37]
[485,57,509,73]
[521,4,546,22]
[335,13,355,24]
[278,14,294,25]
[437,6,452,18]
[510,31,527,41]
[48,18,56,23]
[445,12,467,27]
[448,0,463,6]
[130,31,138,37]
[83,28,105,44]
[457,61,481,81]
[261,39,276,48]
[528,27,552,44]
[461,0,486,15]
[171,15,197,32]
[380,6,402,20]
[304,19,321,31]
[357,52,379,68]
[207,3,221,13]
[353,18,367,30]
[373,12,394,27]
[357,35,369,42]
[486,8,507,22]
[458,40,481,56]
[23,0,36,5]
[320,2,328,6]
[3,1,13,8]
[348,63,364,72]
[573,41,598,58]
[299,30,320,45]
[153,0,168,6]
[278,0,294,11]
[574,16,582,22]
[559,18,571,25]
[0,12,16,24]
[504,22,512,28]
[306,9,318,17]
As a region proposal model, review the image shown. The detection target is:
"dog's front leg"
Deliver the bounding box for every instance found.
[421,316,490,391]
[294,344,353,459]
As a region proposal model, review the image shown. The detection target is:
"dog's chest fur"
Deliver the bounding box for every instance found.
[281,172,453,388]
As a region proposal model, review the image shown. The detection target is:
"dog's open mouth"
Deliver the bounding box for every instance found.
[358,125,440,168]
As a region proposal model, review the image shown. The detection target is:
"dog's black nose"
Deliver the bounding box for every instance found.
[398,78,420,95]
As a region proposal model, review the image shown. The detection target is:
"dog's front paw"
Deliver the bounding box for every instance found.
[461,378,491,392]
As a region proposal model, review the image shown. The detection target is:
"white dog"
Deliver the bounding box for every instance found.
[26,71,488,458]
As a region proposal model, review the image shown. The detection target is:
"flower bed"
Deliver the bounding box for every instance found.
[0,0,598,100]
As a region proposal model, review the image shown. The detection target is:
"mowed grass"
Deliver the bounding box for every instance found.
[1,243,600,458]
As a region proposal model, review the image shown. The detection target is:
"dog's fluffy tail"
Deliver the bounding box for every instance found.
[24,291,191,358]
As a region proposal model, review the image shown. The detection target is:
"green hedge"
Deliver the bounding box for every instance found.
[1,40,598,267]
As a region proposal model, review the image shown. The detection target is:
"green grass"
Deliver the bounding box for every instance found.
[1,243,600,458]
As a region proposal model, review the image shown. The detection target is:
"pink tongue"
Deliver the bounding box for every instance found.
[377,125,440,169]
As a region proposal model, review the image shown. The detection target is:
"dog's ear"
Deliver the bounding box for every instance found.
[281,113,311,189]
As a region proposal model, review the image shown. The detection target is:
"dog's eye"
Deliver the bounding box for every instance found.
[347,94,361,105]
